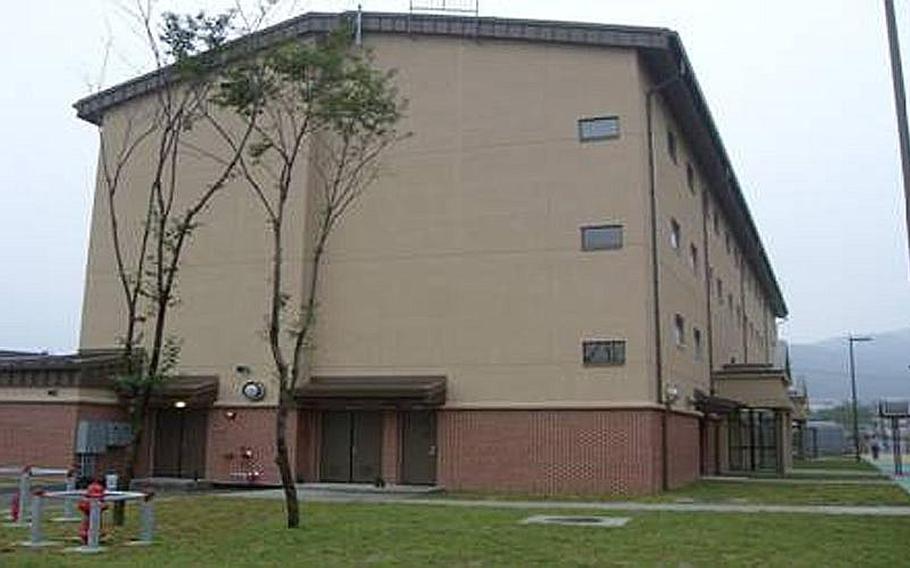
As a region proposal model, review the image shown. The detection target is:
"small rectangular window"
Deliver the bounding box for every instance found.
[667,130,678,164]
[581,225,623,251]
[673,314,686,347]
[582,340,626,366]
[578,116,620,142]
[717,278,724,302]
[694,328,703,361]
[686,162,695,193]
[713,211,720,235]
[689,243,699,272]
[670,218,681,250]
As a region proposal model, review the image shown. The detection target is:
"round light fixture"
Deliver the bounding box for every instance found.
[174,400,187,409]
[241,380,266,402]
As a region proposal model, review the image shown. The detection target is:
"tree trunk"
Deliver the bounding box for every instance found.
[113,399,147,525]
[275,392,300,528]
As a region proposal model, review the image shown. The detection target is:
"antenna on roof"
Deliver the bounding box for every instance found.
[409,0,479,17]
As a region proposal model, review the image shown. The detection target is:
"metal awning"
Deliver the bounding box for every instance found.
[145,376,220,408]
[296,376,446,409]
[693,389,741,416]
[713,364,793,410]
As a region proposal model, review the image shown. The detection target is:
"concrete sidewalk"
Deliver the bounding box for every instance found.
[218,486,910,517]
[867,455,910,495]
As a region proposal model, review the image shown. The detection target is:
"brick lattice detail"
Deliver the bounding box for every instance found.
[438,409,699,496]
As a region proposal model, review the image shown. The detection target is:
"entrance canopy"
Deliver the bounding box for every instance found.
[147,376,219,408]
[296,376,446,410]
[713,364,793,410]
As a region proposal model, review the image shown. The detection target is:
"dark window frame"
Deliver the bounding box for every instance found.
[582,339,627,366]
[667,129,678,164]
[580,224,624,251]
[578,116,621,142]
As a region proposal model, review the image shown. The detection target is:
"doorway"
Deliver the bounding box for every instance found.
[320,411,382,483]
[153,408,208,479]
[400,410,437,485]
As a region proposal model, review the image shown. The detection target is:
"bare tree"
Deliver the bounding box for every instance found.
[95,1,264,524]
[214,26,405,528]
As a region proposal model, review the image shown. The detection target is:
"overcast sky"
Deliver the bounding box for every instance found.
[2,0,909,352]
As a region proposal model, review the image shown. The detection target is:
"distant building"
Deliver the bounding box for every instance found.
[1,12,798,494]
[804,421,848,457]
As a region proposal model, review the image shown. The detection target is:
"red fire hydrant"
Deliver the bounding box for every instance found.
[78,480,108,545]
[9,492,19,523]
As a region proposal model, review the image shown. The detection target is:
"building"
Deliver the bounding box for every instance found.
[0,12,798,494]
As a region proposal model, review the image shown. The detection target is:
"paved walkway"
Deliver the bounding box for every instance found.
[218,486,910,517]
[701,475,892,485]
[866,455,910,494]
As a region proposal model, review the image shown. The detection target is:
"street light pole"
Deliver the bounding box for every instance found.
[883,0,910,266]
[847,335,873,462]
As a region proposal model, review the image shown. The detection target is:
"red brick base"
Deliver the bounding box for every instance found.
[1,402,702,494]
[438,409,699,496]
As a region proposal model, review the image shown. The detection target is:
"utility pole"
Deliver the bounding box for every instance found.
[883,0,910,265]
[847,335,874,462]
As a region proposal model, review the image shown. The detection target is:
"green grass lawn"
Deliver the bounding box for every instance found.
[2,497,910,567]
[792,457,878,472]
[443,479,910,507]
[656,480,910,506]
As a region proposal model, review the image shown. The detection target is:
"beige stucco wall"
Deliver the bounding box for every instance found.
[311,36,655,406]
[78,32,781,410]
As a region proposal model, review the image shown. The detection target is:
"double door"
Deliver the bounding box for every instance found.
[320,411,382,483]
[153,408,208,479]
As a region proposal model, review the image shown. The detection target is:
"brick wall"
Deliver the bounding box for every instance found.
[437,409,694,496]
[0,403,79,468]
[665,412,700,489]
[296,410,321,482]
[207,407,293,485]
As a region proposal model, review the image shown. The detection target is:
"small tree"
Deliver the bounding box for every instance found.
[95,2,263,523]
[214,26,404,528]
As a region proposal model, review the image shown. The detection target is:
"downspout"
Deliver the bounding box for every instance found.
[646,50,685,492]
[740,254,747,362]
[701,190,715,393]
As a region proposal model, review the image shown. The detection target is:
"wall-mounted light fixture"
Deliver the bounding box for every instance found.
[174,400,187,409]
[241,381,266,402]
[224,410,238,421]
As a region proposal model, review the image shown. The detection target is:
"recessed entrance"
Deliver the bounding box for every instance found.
[152,408,208,479]
[320,411,383,483]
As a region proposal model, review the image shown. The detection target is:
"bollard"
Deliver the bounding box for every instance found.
[16,467,31,526]
[86,499,102,552]
[29,492,43,544]
[134,496,155,545]
[18,491,58,548]
[53,470,80,523]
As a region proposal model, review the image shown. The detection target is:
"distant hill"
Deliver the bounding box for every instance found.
[790,328,910,403]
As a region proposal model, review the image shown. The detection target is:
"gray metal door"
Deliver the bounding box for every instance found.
[352,412,382,483]
[320,411,353,482]
[153,408,207,479]
[400,411,437,485]
[320,411,382,483]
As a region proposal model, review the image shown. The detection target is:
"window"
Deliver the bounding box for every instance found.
[582,340,626,366]
[670,218,681,250]
[717,278,724,301]
[667,130,678,164]
[686,162,695,193]
[689,244,699,272]
[694,328,703,361]
[713,211,720,235]
[673,314,686,347]
[578,116,620,142]
[725,231,731,254]
[728,294,734,312]
[581,225,623,251]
